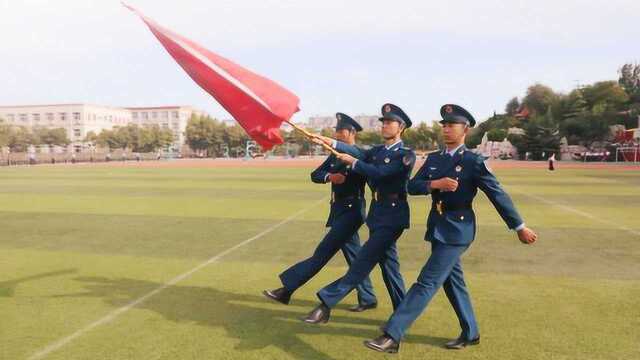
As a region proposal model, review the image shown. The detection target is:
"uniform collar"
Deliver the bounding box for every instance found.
[442,143,465,156]
[384,139,403,151]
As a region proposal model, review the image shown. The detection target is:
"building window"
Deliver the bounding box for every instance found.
[59,113,67,121]
[73,129,81,137]
[73,112,80,121]
[46,113,54,121]
[20,114,27,122]
[161,111,169,119]
[132,112,138,119]
[172,111,179,118]
[152,111,158,119]
[142,112,149,120]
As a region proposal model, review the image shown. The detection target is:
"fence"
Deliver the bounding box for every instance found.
[0,151,162,166]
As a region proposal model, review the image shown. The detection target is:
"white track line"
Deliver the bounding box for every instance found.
[28,198,326,360]
[520,192,640,237]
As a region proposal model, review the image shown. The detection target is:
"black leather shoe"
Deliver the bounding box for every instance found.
[348,302,378,312]
[444,336,480,349]
[301,303,331,324]
[363,334,399,353]
[262,287,291,305]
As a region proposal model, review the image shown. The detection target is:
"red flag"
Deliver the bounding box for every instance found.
[123,3,299,150]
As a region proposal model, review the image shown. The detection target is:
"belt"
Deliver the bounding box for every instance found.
[332,192,363,202]
[372,192,407,202]
[432,200,472,215]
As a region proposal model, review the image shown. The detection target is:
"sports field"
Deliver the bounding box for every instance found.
[1,159,639,360]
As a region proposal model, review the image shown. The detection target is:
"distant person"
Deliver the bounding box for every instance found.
[106,153,112,162]
[548,153,556,171]
[28,153,36,165]
[71,153,76,164]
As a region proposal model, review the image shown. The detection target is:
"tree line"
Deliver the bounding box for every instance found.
[184,115,445,157]
[84,124,174,153]
[467,63,640,159]
[0,125,69,152]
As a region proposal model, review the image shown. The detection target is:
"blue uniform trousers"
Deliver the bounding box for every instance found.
[384,241,479,342]
[279,210,377,305]
[317,226,405,310]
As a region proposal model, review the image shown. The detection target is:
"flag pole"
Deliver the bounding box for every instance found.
[284,120,340,156]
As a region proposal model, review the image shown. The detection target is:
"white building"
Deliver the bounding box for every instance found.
[0,103,207,152]
[126,106,207,150]
[305,114,380,131]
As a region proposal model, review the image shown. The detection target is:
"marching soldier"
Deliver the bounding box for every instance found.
[364,104,538,354]
[263,113,378,312]
[302,103,416,324]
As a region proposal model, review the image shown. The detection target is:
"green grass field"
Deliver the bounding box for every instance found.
[1,161,639,360]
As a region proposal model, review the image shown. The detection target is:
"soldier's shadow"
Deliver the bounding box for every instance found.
[55,276,447,359]
[0,269,77,297]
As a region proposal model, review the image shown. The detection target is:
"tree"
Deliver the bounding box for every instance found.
[403,122,438,151]
[33,127,70,148]
[518,111,561,159]
[357,130,383,146]
[561,89,588,120]
[185,115,219,156]
[522,84,559,116]
[0,124,11,148]
[618,63,640,103]
[136,125,173,152]
[7,127,36,152]
[581,81,629,114]
[486,128,507,142]
[505,97,520,115]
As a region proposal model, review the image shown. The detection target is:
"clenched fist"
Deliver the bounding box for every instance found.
[430,177,459,192]
[517,227,538,244]
[327,173,346,184]
[336,153,356,165]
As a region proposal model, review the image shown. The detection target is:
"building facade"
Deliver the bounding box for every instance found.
[305,114,380,131]
[0,103,207,152]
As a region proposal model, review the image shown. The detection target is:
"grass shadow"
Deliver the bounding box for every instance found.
[55,276,449,359]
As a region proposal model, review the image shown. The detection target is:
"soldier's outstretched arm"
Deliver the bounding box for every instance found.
[310,136,364,159]
[408,159,432,195]
[351,152,415,180]
[473,157,524,230]
[310,156,333,184]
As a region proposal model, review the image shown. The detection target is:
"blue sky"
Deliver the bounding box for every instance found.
[1,0,638,124]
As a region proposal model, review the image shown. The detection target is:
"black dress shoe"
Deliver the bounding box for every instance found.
[444,335,480,349]
[348,302,378,312]
[363,334,399,353]
[262,287,291,305]
[301,303,331,324]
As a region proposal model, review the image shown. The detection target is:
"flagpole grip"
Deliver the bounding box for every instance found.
[285,121,340,156]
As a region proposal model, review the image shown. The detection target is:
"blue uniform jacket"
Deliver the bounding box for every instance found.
[335,141,416,230]
[311,151,367,227]
[408,146,523,245]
